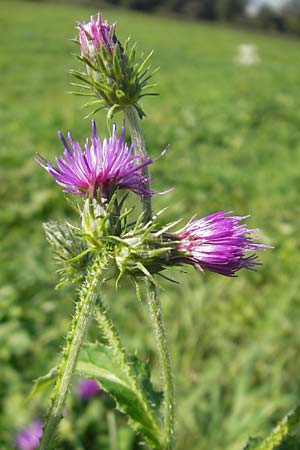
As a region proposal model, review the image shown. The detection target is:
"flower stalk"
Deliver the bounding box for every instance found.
[124,105,175,449]
[256,406,300,450]
[38,253,108,450]
[125,106,153,223]
[145,280,175,450]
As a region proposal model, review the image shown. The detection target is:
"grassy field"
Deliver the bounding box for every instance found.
[1,1,300,449]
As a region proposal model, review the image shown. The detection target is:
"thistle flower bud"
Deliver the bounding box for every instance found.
[72,13,158,118]
[43,221,90,287]
[113,218,176,282]
[169,212,269,277]
[78,13,116,60]
[81,197,108,242]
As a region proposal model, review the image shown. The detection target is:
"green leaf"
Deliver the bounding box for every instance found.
[68,91,95,97]
[81,99,104,109]
[84,106,107,119]
[113,45,123,79]
[123,36,131,55]
[77,342,163,448]
[76,54,98,71]
[26,367,58,402]
[128,43,136,66]
[275,436,300,450]
[243,437,263,450]
[137,50,154,75]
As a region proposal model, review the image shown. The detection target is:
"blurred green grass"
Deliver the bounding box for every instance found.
[1,1,300,449]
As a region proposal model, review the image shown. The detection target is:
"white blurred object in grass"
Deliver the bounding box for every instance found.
[236,44,260,65]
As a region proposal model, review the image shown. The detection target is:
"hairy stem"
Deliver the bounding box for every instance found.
[145,280,175,450]
[125,106,152,223]
[257,406,300,450]
[38,254,108,450]
[125,106,175,449]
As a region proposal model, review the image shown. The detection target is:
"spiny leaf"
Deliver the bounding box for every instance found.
[142,83,158,90]
[139,93,159,98]
[123,36,131,54]
[81,99,105,109]
[96,53,109,76]
[77,342,163,449]
[84,106,107,119]
[68,91,95,97]
[113,45,123,79]
[70,82,91,89]
[137,50,154,75]
[26,367,58,402]
[134,103,146,119]
[128,43,136,66]
[93,81,114,96]
[76,54,98,71]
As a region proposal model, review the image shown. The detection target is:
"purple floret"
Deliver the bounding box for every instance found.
[15,420,43,450]
[77,378,100,399]
[77,13,116,57]
[173,212,268,276]
[36,121,157,200]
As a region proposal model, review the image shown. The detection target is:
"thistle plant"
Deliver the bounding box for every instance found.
[33,12,270,450]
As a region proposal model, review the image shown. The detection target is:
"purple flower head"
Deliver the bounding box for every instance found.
[36,121,158,200]
[15,420,43,450]
[172,212,268,277]
[77,378,100,399]
[77,13,116,58]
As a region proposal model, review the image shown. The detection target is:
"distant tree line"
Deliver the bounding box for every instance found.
[24,0,300,36]
[105,0,300,36]
[250,0,300,36]
[106,0,249,21]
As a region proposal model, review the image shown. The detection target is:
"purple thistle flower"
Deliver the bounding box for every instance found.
[15,420,43,450]
[77,378,100,399]
[77,13,116,57]
[36,121,159,200]
[172,212,268,277]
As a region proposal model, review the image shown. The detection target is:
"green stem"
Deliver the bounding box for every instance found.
[145,280,175,450]
[124,106,175,449]
[107,411,119,450]
[257,406,300,450]
[38,254,108,450]
[124,106,152,223]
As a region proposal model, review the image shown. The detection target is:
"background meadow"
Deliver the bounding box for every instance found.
[1,1,300,449]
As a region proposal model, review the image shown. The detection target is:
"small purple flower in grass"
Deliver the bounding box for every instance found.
[77,378,100,399]
[36,121,160,200]
[15,420,43,450]
[77,13,116,57]
[172,212,267,277]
